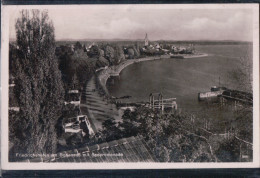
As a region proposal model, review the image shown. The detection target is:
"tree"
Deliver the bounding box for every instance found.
[10,10,64,156]
[75,59,95,88]
[72,47,88,60]
[135,42,141,56]
[127,48,135,59]
[114,45,125,64]
[104,45,115,64]
[96,56,109,68]
[59,53,76,89]
[215,138,241,162]
[119,109,140,137]
[74,41,82,50]
[99,49,105,57]
[87,45,100,58]
[132,45,140,58]
[101,118,121,142]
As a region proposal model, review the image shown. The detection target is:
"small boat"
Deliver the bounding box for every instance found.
[198,86,227,101]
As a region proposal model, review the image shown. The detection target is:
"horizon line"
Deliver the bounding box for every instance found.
[9,38,253,43]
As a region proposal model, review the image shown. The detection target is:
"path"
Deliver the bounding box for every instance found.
[80,74,121,131]
[84,55,171,130]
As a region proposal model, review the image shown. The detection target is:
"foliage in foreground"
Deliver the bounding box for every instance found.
[64,105,252,162]
[9,10,64,158]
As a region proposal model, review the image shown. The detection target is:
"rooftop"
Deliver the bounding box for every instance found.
[24,136,157,162]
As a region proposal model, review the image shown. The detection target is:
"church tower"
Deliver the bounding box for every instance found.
[144,33,149,46]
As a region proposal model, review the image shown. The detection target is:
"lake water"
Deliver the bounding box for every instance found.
[107,44,252,127]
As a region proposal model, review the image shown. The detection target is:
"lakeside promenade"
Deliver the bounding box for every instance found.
[82,53,208,130]
[81,55,170,130]
[81,75,121,131]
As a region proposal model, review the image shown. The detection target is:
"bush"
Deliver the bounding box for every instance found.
[215,138,241,162]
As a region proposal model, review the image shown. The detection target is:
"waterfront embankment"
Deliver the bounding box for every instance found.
[81,55,170,130]
[83,53,209,130]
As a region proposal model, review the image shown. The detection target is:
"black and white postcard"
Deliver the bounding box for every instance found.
[1,4,259,169]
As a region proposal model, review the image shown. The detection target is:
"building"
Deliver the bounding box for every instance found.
[64,90,81,106]
[62,114,95,136]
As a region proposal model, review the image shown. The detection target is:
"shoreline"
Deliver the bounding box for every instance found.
[83,55,172,130]
[96,54,171,96]
[96,53,208,96]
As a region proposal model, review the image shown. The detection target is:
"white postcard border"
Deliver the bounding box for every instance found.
[1,4,259,170]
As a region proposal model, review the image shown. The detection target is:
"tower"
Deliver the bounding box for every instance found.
[144,33,149,46]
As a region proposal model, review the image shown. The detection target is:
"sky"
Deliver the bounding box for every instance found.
[9,6,253,41]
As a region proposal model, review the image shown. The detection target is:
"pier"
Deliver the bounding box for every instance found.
[149,93,177,113]
[198,87,253,107]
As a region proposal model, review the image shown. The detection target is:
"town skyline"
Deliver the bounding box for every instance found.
[9,37,253,42]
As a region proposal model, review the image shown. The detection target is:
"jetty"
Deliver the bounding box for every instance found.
[221,89,253,105]
[148,93,177,113]
[198,86,253,106]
